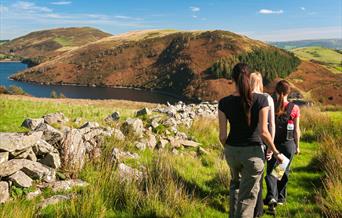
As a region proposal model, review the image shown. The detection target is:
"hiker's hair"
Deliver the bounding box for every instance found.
[275,80,291,116]
[232,63,252,126]
[250,72,263,93]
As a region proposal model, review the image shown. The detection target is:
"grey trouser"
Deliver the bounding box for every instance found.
[224,145,265,218]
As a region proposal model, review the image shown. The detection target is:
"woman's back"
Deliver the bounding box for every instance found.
[219,93,268,146]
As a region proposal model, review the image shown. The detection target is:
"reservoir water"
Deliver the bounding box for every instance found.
[0,62,186,104]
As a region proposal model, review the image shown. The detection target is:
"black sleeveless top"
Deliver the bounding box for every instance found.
[219,93,269,147]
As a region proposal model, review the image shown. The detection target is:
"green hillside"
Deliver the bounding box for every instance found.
[292,46,342,73]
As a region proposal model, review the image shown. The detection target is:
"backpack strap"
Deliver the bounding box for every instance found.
[285,102,295,120]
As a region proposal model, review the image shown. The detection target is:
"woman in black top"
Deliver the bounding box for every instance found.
[218,63,284,218]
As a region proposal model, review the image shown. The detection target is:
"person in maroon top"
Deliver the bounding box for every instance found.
[218,63,285,218]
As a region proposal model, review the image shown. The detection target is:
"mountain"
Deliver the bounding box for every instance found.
[269,39,342,50]
[291,46,342,74]
[0,27,111,65]
[10,29,301,101]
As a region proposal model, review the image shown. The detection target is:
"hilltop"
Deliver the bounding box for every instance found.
[0,27,111,65]
[270,38,342,50]
[291,46,342,73]
[10,29,300,101]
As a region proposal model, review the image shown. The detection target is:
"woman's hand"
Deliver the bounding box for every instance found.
[266,147,273,160]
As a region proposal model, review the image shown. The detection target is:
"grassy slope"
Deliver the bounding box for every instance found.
[292,47,342,73]
[1,95,340,217]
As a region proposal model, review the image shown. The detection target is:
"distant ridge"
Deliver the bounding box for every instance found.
[269,38,342,50]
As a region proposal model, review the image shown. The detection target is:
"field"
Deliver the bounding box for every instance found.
[0,95,341,217]
[292,47,342,73]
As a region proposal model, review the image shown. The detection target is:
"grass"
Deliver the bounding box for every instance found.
[292,46,342,73]
[53,37,73,47]
[0,95,341,217]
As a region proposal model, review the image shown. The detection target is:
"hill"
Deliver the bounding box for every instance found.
[0,27,111,65]
[269,38,342,50]
[10,29,300,101]
[291,46,342,73]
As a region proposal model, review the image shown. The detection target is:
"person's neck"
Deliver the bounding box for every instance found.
[284,96,288,103]
[252,88,262,94]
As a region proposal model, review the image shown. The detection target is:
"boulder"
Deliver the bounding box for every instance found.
[33,140,56,156]
[60,129,86,172]
[35,123,64,146]
[117,163,143,181]
[179,140,200,148]
[163,118,177,128]
[121,118,144,137]
[157,138,168,149]
[0,131,43,153]
[8,170,33,188]
[21,118,45,130]
[0,181,10,203]
[112,129,125,141]
[43,112,68,125]
[38,195,70,209]
[135,141,146,151]
[145,133,157,150]
[136,108,151,116]
[26,189,42,200]
[50,179,88,192]
[104,112,120,122]
[111,148,139,162]
[82,128,105,141]
[0,159,55,182]
[79,121,100,129]
[13,148,37,161]
[0,152,9,164]
[39,152,61,169]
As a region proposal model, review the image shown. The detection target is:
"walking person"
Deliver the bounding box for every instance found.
[218,63,285,218]
[250,72,276,218]
[264,80,301,213]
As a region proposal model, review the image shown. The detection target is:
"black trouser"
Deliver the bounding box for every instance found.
[265,140,296,203]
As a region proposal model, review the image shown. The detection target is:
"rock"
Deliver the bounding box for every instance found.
[135,141,146,150]
[21,118,44,130]
[82,128,105,141]
[0,159,55,182]
[50,179,88,192]
[38,195,70,209]
[8,170,33,188]
[105,112,120,122]
[176,132,188,140]
[163,118,177,128]
[136,108,151,116]
[112,129,125,141]
[198,147,209,155]
[121,118,144,137]
[168,137,181,149]
[111,148,139,162]
[34,123,64,146]
[172,148,179,155]
[0,181,10,203]
[0,131,43,153]
[80,122,100,129]
[74,117,82,124]
[145,133,157,150]
[117,163,143,181]
[33,140,56,155]
[39,152,61,169]
[151,119,160,129]
[14,148,37,161]
[43,112,68,125]
[157,138,168,149]
[26,189,42,200]
[0,152,9,164]
[179,140,200,148]
[60,129,86,172]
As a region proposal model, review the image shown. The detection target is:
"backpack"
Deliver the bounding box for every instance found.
[275,102,295,143]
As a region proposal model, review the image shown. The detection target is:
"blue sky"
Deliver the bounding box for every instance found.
[0,0,341,41]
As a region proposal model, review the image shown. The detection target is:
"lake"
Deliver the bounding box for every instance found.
[0,62,187,104]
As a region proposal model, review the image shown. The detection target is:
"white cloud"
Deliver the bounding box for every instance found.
[115,15,131,19]
[13,1,52,12]
[258,9,283,14]
[51,1,72,5]
[192,15,197,18]
[0,5,9,13]
[190,6,200,12]
[300,7,306,11]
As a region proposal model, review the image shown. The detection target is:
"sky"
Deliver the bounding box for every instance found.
[0,0,341,41]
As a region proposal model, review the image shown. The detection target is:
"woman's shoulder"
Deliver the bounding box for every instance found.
[219,95,236,103]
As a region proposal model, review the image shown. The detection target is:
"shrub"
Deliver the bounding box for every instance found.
[7,85,27,95]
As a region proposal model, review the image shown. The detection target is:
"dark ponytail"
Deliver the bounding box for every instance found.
[275,80,291,116]
[232,63,252,126]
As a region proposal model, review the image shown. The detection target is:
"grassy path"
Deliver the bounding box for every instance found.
[263,141,323,217]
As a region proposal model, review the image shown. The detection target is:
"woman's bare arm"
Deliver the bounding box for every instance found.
[294,117,301,154]
[268,96,276,140]
[218,110,228,146]
[259,107,284,162]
